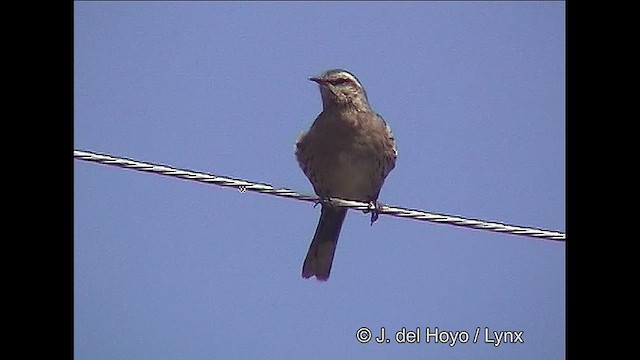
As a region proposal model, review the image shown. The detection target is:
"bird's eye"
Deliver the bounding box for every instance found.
[330,78,351,85]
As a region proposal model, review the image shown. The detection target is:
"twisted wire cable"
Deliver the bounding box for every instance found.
[74,149,565,241]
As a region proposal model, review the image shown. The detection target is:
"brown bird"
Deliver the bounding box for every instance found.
[295,69,397,280]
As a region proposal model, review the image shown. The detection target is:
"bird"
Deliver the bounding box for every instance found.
[295,69,397,280]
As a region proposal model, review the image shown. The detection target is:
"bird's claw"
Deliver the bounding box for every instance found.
[314,196,334,208]
[363,201,382,225]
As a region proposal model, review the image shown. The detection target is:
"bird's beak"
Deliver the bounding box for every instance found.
[309,76,324,84]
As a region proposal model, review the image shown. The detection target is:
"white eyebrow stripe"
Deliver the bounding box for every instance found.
[328,72,362,88]
[335,72,359,83]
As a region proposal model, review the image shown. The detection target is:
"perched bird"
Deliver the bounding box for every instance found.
[295,69,397,280]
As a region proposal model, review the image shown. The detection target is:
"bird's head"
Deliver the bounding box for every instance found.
[309,69,371,112]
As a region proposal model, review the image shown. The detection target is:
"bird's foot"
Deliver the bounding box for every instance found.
[313,196,334,208]
[363,200,382,226]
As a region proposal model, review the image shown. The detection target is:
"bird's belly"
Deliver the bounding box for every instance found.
[323,153,377,201]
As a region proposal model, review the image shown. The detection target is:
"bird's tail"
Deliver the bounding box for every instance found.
[302,205,347,281]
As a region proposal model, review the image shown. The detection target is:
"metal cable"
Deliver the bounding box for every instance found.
[74,149,565,241]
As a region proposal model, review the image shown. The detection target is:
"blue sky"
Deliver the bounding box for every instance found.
[74,2,565,359]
